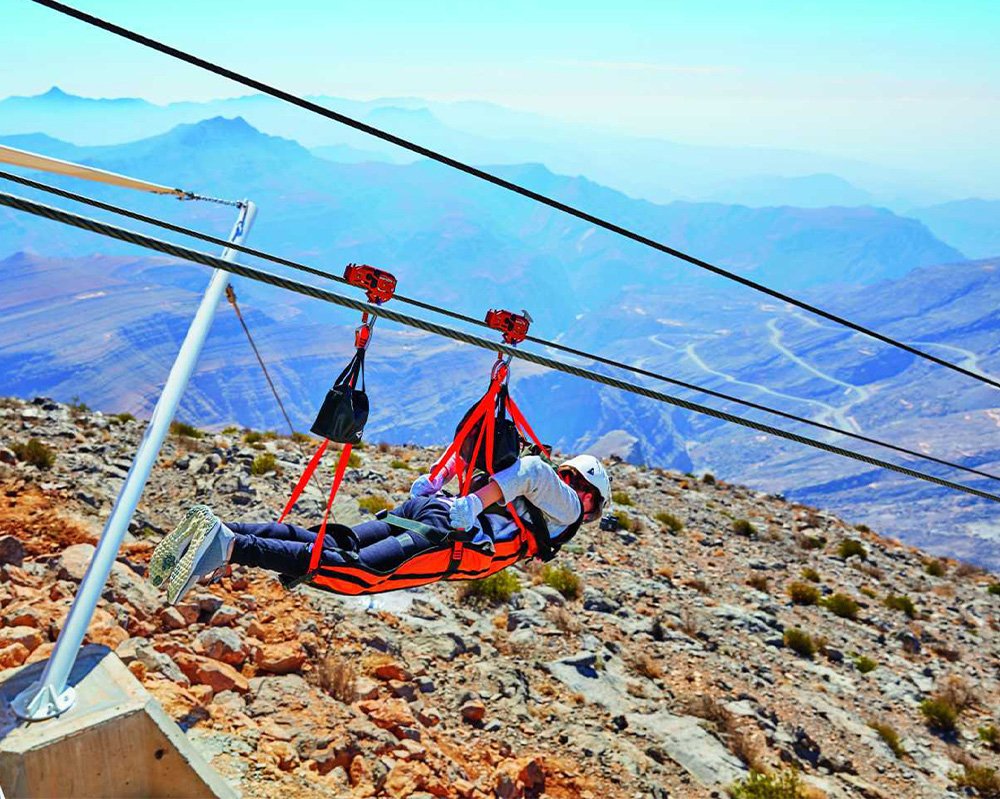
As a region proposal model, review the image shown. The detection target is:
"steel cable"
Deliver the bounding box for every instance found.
[3,169,998,485]
[26,0,1000,392]
[3,187,998,504]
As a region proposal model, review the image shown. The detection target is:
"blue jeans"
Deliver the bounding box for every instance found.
[228,496,453,576]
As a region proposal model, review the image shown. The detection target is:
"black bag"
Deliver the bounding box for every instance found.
[310,349,369,443]
[457,383,520,474]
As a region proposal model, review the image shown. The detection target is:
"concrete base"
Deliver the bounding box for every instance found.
[0,645,237,799]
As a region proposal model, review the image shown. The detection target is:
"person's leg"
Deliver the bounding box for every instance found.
[228,520,358,575]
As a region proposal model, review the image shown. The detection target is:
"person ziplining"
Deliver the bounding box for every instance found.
[147,265,612,604]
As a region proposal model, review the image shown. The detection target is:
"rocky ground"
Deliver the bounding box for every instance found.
[1,396,998,798]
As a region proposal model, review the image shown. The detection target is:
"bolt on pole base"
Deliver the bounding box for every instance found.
[11,680,76,721]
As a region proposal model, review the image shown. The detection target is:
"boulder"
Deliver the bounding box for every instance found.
[195,628,247,666]
[0,535,25,568]
[255,641,306,674]
[0,641,29,669]
[57,543,95,582]
[0,625,44,652]
[174,652,249,694]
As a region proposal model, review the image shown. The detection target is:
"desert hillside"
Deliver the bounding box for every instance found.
[1,396,998,798]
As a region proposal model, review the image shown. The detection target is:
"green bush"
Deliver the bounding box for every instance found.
[614,510,641,533]
[68,395,91,414]
[978,724,1000,751]
[389,459,411,470]
[347,452,362,468]
[458,570,521,606]
[854,655,878,674]
[11,438,55,469]
[358,494,393,514]
[884,594,917,618]
[988,583,1000,596]
[837,538,867,560]
[111,412,135,424]
[611,490,633,506]
[920,697,959,733]
[170,421,203,439]
[250,452,279,476]
[655,511,683,533]
[787,581,820,605]
[854,523,871,533]
[924,559,947,577]
[732,518,756,537]
[822,593,860,620]
[783,628,816,659]
[701,472,716,485]
[868,721,905,759]
[291,431,312,444]
[952,763,1000,795]
[540,564,581,600]
[221,425,240,435]
[729,768,803,799]
[800,567,821,583]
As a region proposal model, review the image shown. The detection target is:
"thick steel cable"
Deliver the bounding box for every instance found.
[5,168,998,486]
[26,0,1000,393]
[3,189,998,505]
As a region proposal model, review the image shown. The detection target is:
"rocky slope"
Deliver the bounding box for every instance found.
[1,396,998,798]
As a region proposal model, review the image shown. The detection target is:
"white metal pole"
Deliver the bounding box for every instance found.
[13,200,258,720]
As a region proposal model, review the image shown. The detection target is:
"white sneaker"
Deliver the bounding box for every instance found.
[148,505,214,589]
[166,509,235,605]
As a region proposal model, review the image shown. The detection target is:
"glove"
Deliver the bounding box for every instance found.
[449,494,484,531]
[410,472,445,498]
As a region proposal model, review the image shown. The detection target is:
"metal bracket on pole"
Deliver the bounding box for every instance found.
[12,200,258,721]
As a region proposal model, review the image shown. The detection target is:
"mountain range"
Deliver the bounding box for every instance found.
[1,112,999,568]
[2,87,992,207]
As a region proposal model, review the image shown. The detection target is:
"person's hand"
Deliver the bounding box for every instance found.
[410,472,445,498]
[449,495,484,531]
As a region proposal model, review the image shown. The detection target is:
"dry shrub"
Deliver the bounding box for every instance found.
[932,645,961,663]
[684,578,711,595]
[655,564,675,580]
[747,573,771,593]
[359,652,395,676]
[953,561,983,578]
[686,696,769,773]
[630,652,664,680]
[939,674,979,712]
[547,606,581,634]
[317,651,357,703]
[679,608,700,638]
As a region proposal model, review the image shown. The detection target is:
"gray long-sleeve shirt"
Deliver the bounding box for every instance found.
[470,456,582,545]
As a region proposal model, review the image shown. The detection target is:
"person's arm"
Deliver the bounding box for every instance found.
[472,478,503,509]
[491,456,581,526]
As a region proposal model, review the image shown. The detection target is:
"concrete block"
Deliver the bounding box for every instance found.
[0,645,237,798]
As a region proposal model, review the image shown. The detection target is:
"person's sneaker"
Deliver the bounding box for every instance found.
[148,505,215,589]
[166,509,235,605]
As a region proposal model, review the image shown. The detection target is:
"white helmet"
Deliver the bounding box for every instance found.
[559,454,611,521]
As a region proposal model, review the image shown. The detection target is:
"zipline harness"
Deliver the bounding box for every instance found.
[276,264,395,587]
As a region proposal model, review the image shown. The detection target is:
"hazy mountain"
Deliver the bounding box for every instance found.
[707,174,874,208]
[1,116,994,564]
[0,87,960,207]
[0,118,962,311]
[907,199,1000,260]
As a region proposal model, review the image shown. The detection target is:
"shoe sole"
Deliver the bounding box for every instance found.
[148,505,213,588]
[166,512,221,605]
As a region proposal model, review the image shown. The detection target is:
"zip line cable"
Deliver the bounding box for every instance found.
[3,189,999,505]
[27,0,1000,393]
[4,169,998,486]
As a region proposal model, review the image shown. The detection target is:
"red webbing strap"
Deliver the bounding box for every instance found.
[430,379,502,485]
[506,397,550,458]
[278,438,330,522]
[308,443,353,572]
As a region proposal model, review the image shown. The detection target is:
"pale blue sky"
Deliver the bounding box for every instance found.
[3,1,998,174]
